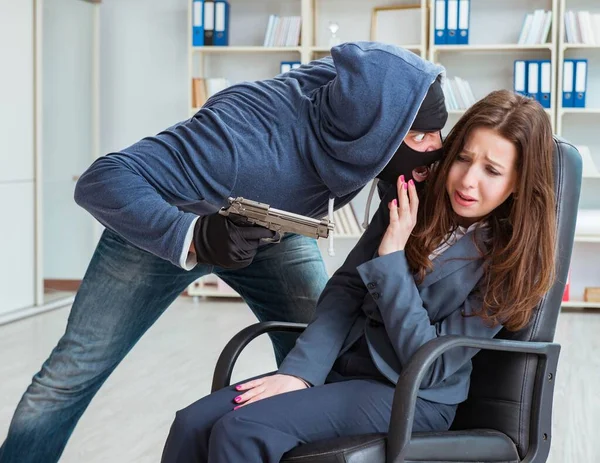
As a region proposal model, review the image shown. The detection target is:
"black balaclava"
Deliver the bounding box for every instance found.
[377,75,448,183]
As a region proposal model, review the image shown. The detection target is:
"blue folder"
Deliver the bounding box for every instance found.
[562,60,575,108]
[574,59,588,108]
[458,0,470,45]
[214,0,230,46]
[434,0,447,45]
[192,0,204,46]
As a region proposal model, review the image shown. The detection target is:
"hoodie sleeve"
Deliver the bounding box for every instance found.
[277,189,394,386]
[74,114,237,267]
[356,251,503,389]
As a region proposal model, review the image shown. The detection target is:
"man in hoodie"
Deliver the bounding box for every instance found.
[0,42,447,463]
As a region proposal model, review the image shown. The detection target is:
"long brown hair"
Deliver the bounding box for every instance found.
[405,90,556,331]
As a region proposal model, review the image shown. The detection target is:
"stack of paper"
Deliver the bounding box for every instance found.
[517,10,552,45]
[564,11,600,44]
[442,76,477,111]
[263,15,302,47]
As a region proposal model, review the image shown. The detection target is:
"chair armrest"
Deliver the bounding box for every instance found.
[211,321,308,392]
[387,335,561,463]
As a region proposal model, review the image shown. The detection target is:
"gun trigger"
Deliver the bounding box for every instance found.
[262,232,282,244]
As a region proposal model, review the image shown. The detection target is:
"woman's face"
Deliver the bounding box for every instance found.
[446,127,518,227]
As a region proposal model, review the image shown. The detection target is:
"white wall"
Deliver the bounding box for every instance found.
[0,0,36,313]
[42,0,192,279]
[42,0,96,279]
[99,0,190,154]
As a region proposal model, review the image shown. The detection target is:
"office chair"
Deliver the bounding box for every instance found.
[211,137,582,463]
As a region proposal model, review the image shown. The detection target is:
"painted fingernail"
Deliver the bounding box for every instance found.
[403,183,408,190]
[393,199,397,206]
[235,385,242,390]
[400,175,405,182]
[234,396,241,402]
[409,179,414,186]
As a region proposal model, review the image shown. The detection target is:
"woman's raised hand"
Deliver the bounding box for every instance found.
[377,175,419,256]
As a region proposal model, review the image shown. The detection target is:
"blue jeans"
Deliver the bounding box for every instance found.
[0,229,328,463]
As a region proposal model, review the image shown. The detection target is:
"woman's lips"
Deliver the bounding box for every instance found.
[412,166,430,182]
[454,190,476,207]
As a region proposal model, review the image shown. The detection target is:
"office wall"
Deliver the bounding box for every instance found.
[0,0,35,314]
[42,0,97,279]
[99,0,189,154]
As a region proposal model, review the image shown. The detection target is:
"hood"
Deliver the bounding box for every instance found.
[308,42,445,197]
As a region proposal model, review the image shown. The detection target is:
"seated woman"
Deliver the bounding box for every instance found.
[160,89,557,463]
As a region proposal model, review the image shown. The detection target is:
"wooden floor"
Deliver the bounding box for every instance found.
[0,298,598,462]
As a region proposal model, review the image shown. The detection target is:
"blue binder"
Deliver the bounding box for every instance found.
[192,0,204,46]
[562,60,575,108]
[574,59,588,108]
[458,0,470,45]
[214,0,229,46]
[280,61,301,74]
[539,60,551,109]
[514,60,527,97]
[527,60,540,102]
[446,0,459,45]
[434,0,447,45]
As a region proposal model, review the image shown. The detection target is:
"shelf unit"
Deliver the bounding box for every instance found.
[430,0,559,132]
[186,0,428,297]
[556,0,600,133]
[555,0,600,309]
[188,0,429,114]
[561,301,600,308]
[186,0,599,302]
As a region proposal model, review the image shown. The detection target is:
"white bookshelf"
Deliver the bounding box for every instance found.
[561,301,600,308]
[434,44,554,52]
[575,235,600,243]
[192,46,303,53]
[556,0,600,309]
[188,0,429,97]
[430,0,559,132]
[187,0,427,297]
[186,0,600,301]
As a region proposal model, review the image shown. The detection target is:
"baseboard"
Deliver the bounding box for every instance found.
[44,279,82,292]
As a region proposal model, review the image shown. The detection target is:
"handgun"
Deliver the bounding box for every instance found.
[218,197,334,243]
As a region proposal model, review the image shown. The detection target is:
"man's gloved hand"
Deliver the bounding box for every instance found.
[193,213,277,270]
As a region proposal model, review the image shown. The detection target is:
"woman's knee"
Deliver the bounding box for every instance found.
[170,404,215,440]
[209,412,252,447]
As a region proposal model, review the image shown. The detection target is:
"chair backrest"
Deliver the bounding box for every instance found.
[450,137,582,457]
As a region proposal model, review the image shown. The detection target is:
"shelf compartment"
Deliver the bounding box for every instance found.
[432,44,553,52]
[192,46,302,53]
[562,44,600,51]
[561,301,600,309]
[574,235,600,243]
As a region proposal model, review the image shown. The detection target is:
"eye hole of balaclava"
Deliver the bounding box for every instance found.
[376,75,448,184]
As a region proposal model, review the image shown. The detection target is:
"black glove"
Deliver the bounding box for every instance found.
[193,213,277,269]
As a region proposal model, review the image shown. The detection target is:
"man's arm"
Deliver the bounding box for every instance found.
[75,118,236,268]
